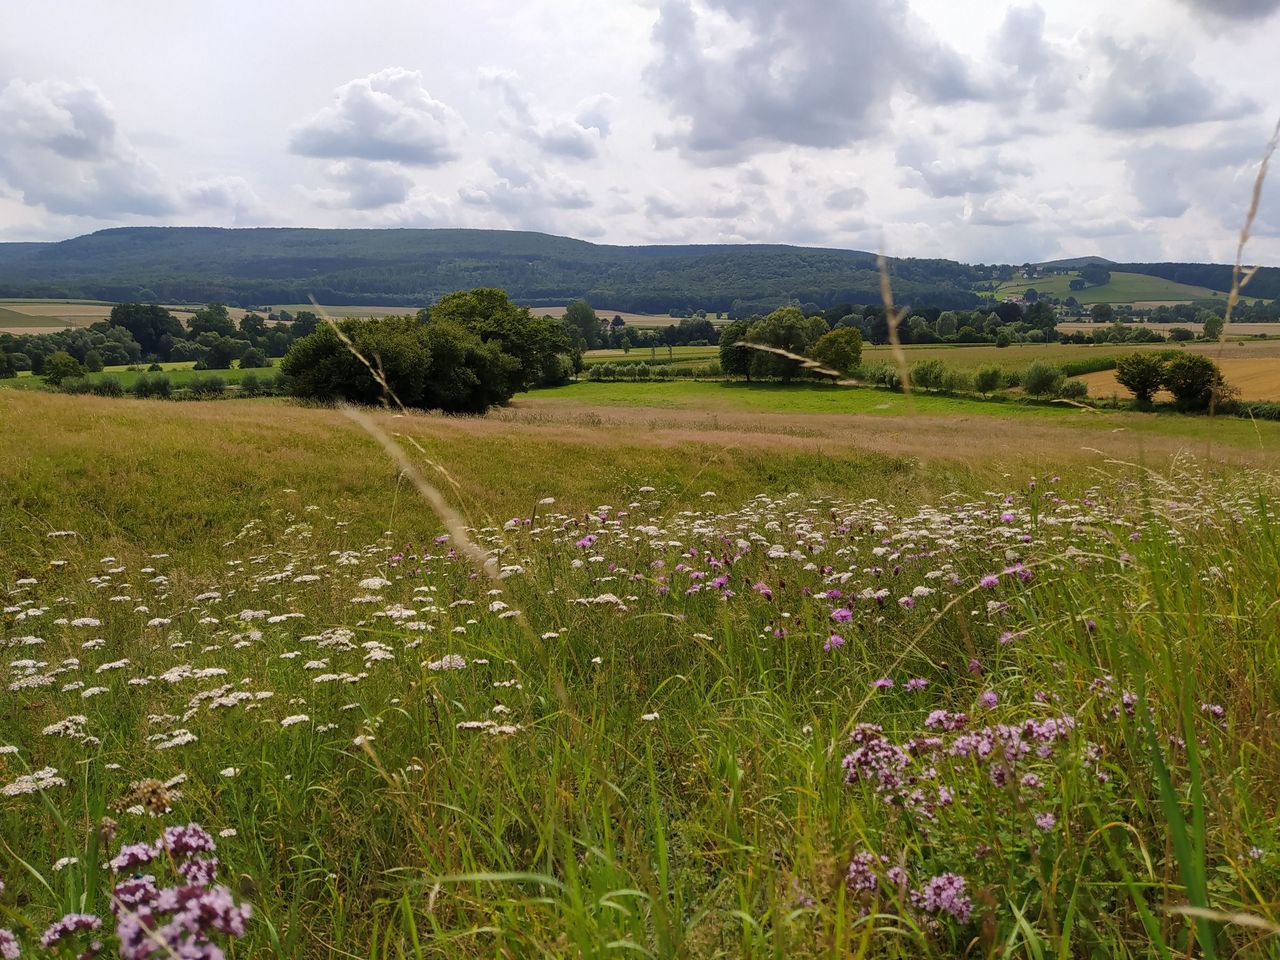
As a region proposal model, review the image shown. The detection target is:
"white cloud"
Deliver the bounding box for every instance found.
[0,78,179,218]
[481,70,613,160]
[290,68,465,166]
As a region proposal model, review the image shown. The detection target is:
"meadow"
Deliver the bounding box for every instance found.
[2,382,1280,958]
[991,271,1223,304]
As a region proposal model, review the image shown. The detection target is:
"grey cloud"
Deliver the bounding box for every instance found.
[1176,0,1280,20]
[990,5,1073,111]
[646,0,986,162]
[896,138,1032,198]
[1122,127,1274,224]
[184,176,269,223]
[460,158,594,217]
[481,70,611,160]
[1087,37,1254,129]
[290,68,464,166]
[825,186,868,211]
[0,78,179,218]
[316,161,413,210]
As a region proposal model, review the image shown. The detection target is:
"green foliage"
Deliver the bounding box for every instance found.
[83,349,104,372]
[1089,302,1114,324]
[717,318,755,380]
[132,373,173,399]
[108,302,184,356]
[1115,353,1167,404]
[744,306,828,382]
[973,364,1003,396]
[910,357,948,391]
[561,300,602,349]
[428,288,577,390]
[1198,309,1225,341]
[42,350,84,386]
[1163,354,1226,411]
[91,375,124,397]
[282,316,432,408]
[809,326,862,374]
[187,374,226,397]
[239,347,269,369]
[1021,361,1065,398]
[1058,378,1089,400]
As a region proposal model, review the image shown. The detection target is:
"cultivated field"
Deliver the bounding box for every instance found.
[3,383,1279,956]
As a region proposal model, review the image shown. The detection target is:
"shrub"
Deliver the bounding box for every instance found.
[239,347,269,369]
[148,361,164,372]
[1058,378,1089,400]
[909,358,947,391]
[188,375,227,397]
[239,372,263,396]
[60,376,93,395]
[1021,361,1064,398]
[84,349,104,372]
[942,368,972,394]
[133,374,172,399]
[973,365,1003,397]
[91,376,124,397]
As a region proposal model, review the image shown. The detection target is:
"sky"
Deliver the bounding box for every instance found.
[0,0,1277,265]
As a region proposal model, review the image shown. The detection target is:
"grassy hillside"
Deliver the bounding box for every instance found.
[994,270,1222,303]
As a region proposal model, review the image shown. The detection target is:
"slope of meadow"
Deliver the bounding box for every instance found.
[1,391,1279,958]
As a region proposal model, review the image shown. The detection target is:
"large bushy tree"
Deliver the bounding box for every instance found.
[744,306,829,382]
[1115,353,1166,404]
[424,288,577,391]
[108,303,183,358]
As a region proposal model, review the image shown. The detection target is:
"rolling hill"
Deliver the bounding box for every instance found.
[0,227,984,315]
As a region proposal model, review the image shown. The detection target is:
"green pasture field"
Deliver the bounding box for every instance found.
[992,270,1221,303]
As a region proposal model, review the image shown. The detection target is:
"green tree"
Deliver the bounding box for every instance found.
[108,303,183,358]
[1090,302,1114,324]
[42,351,84,386]
[745,306,827,382]
[718,317,754,380]
[1115,353,1167,404]
[239,347,269,369]
[1197,309,1225,341]
[562,300,602,350]
[1163,354,1226,411]
[426,288,577,391]
[973,365,1003,397]
[189,303,236,338]
[83,350,104,372]
[810,327,863,375]
[1021,361,1064,398]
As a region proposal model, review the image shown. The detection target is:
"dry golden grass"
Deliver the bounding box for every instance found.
[1083,356,1280,402]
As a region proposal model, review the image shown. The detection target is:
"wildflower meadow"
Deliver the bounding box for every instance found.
[2,392,1278,958]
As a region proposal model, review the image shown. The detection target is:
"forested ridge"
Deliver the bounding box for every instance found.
[1,226,1276,312]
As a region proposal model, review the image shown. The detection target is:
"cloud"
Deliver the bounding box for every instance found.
[0,78,179,218]
[459,157,594,221]
[184,176,269,223]
[989,5,1074,111]
[645,0,986,162]
[896,137,1033,198]
[480,70,613,160]
[290,68,464,166]
[1175,0,1280,21]
[310,161,414,210]
[1087,36,1255,129]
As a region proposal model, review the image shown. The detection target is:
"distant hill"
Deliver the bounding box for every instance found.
[0,227,985,314]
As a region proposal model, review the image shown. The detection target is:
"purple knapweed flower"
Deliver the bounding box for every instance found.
[575,534,597,549]
[905,678,928,692]
[871,677,894,690]
[824,633,846,652]
[831,607,853,623]
[754,582,773,600]
[979,690,998,709]
[1035,812,1057,831]
[979,574,1000,589]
